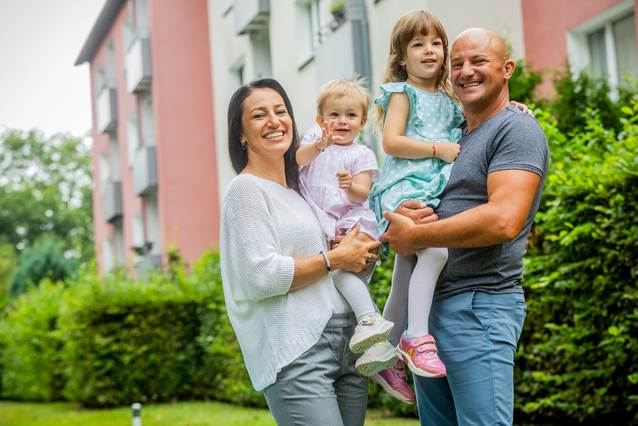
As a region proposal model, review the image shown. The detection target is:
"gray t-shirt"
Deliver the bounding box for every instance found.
[435,106,549,298]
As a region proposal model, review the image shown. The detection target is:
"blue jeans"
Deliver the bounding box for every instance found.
[415,291,526,426]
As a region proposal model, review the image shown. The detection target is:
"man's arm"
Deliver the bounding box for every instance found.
[381,169,542,255]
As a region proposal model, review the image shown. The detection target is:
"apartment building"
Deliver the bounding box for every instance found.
[76,0,219,273]
[78,0,636,272]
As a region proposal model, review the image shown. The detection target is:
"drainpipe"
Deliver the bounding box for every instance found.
[346,0,377,152]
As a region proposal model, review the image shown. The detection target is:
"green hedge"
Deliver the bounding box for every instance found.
[0,281,65,401]
[0,254,263,408]
[515,103,638,424]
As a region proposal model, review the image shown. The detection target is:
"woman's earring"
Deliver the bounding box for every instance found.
[240,138,247,150]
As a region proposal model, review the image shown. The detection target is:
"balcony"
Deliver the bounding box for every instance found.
[125,37,152,93]
[315,20,356,85]
[96,87,117,133]
[133,145,158,196]
[102,179,123,223]
[234,0,269,35]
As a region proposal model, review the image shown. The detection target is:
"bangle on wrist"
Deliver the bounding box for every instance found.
[319,250,332,273]
[432,142,436,158]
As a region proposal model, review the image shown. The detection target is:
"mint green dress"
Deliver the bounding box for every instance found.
[369,82,464,236]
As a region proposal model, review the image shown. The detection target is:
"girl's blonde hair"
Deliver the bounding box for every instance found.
[375,10,455,131]
[317,77,370,119]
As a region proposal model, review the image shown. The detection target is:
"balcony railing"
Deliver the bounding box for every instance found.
[102,179,123,223]
[133,145,158,196]
[125,37,152,93]
[137,253,162,274]
[96,87,117,133]
[234,0,269,35]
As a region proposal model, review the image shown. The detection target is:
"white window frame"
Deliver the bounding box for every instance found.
[567,0,634,92]
[295,0,331,69]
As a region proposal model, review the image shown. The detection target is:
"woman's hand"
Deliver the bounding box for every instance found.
[329,224,380,273]
[434,142,460,162]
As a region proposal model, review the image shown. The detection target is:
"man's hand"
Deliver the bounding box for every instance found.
[381,211,420,255]
[395,200,438,224]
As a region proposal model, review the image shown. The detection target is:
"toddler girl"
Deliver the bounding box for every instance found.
[297,79,396,372]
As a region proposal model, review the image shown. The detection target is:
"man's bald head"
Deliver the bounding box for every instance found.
[452,28,508,61]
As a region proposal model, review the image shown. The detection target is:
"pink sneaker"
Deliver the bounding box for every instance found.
[396,334,446,378]
[371,360,416,404]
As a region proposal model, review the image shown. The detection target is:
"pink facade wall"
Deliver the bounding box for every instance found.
[521,0,637,94]
[89,0,219,272]
[149,0,220,262]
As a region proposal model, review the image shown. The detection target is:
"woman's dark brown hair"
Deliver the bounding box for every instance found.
[227,78,300,191]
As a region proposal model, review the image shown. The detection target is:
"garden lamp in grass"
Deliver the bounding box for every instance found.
[132,403,142,426]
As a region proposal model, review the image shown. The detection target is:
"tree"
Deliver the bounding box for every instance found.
[9,235,78,298]
[0,129,93,262]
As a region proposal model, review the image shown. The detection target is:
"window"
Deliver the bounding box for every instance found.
[251,30,272,78]
[103,238,114,272]
[613,13,638,81]
[587,28,607,77]
[106,41,116,86]
[140,94,155,146]
[230,59,245,88]
[113,222,125,267]
[109,136,121,181]
[296,0,331,67]
[95,68,106,94]
[98,153,110,183]
[568,1,637,91]
[146,193,161,256]
[127,114,140,167]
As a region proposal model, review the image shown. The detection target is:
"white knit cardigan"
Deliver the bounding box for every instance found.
[220,174,350,391]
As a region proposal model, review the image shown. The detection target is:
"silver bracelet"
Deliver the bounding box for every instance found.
[319,250,332,273]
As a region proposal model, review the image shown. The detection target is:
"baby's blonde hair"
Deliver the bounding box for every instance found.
[316,77,370,118]
[375,10,455,131]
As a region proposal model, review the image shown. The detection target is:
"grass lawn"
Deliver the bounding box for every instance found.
[0,401,420,426]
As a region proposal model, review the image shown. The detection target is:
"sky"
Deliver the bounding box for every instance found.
[0,0,105,137]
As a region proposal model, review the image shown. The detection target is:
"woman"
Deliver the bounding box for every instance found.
[220,78,380,426]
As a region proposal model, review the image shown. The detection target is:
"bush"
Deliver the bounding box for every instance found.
[59,268,216,407]
[509,59,543,104]
[0,253,265,409]
[515,102,638,424]
[189,251,265,408]
[549,70,628,135]
[0,281,66,401]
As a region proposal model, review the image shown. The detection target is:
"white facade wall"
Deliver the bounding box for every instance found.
[209,0,525,200]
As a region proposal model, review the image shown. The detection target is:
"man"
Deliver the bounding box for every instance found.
[382,28,549,425]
